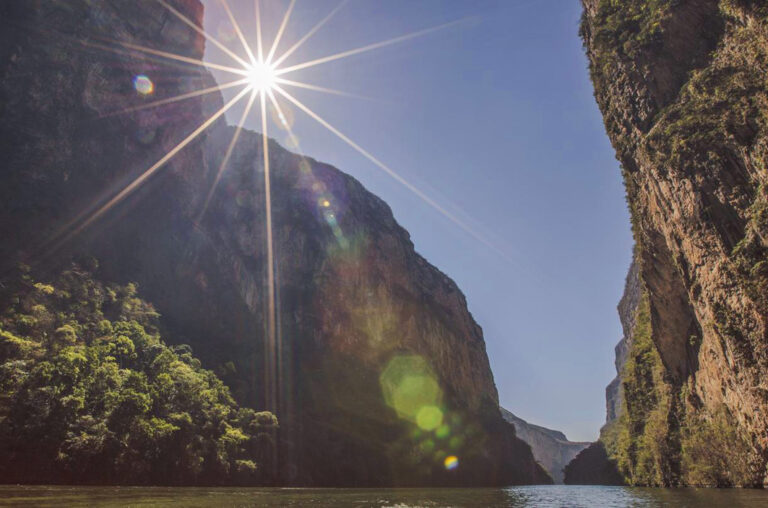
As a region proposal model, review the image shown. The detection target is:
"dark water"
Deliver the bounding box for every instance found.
[1,485,767,507]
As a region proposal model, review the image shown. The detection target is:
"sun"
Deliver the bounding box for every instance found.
[245,61,277,93]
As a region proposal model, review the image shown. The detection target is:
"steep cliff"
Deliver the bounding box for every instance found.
[0,0,548,486]
[605,259,641,424]
[501,408,589,483]
[578,0,768,487]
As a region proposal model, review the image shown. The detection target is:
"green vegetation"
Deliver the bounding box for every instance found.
[731,185,768,319]
[583,0,768,489]
[584,0,671,62]
[601,288,761,487]
[600,291,679,486]
[0,264,277,485]
[681,405,754,486]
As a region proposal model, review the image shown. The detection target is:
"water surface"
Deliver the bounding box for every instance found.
[1,485,767,507]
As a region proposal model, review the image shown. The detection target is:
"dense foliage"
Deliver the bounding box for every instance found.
[0,264,277,485]
[585,0,671,62]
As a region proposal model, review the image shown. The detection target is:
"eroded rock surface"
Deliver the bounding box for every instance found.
[577,0,768,486]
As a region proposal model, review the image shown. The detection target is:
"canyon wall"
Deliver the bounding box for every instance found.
[574,0,768,487]
[501,409,589,484]
[605,259,641,424]
[0,0,549,486]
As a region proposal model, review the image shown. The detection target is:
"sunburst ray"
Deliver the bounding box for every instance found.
[255,0,265,62]
[198,89,259,222]
[158,0,251,69]
[274,77,371,100]
[266,0,297,65]
[82,38,248,76]
[113,39,248,75]
[220,0,258,65]
[59,86,251,245]
[275,18,467,76]
[259,88,278,416]
[272,84,513,261]
[198,87,258,218]
[102,77,249,118]
[271,0,350,68]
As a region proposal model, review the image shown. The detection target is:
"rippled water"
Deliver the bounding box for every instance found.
[1,485,767,507]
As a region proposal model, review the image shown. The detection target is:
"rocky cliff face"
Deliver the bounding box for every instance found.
[578,0,768,487]
[0,0,549,486]
[605,259,641,423]
[501,409,589,484]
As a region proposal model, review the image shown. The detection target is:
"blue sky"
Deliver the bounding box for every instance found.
[200,0,633,442]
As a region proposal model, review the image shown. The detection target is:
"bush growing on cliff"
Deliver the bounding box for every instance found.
[681,405,754,487]
[601,290,680,486]
[587,0,671,60]
[601,288,762,488]
[0,264,277,485]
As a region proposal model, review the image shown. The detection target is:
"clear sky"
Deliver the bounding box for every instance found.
[200,0,633,442]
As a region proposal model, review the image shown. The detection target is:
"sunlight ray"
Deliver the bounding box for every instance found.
[266,0,297,65]
[259,88,278,416]
[220,0,257,65]
[275,18,466,76]
[266,87,289,129]
[198,89,258,221]
[272,85,514,261]
[274,77,370,100]
[255,0,265,63]
[65,86,251,241]
[266,88,305,156]
[111,40,249,76]
[271,0,349,68]
[157,0,251,69]
[102,78,249,117]
[79,39,208,75]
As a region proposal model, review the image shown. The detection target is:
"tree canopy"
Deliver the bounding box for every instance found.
[0,263,276,485]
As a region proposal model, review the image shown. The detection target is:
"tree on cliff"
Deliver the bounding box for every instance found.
[0,263,277,485]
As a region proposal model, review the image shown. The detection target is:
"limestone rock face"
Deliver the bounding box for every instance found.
[580,0,768,486]
[501,409,589,484]
[0,0,549,487]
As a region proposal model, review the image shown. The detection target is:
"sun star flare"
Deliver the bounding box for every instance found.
[245,60,277,93]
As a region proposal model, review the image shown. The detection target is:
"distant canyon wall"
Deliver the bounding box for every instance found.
[501,409,589,484]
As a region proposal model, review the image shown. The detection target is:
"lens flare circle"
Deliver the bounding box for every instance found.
[444,455,459,470]
[416,405,443,431]
[133,74,154,95]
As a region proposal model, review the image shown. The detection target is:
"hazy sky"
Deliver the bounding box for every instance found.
[200,0,633,442]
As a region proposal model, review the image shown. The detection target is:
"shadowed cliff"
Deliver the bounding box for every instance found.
[0,0,549,487]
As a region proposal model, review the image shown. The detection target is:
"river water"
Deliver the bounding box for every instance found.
[1,485,767,507]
